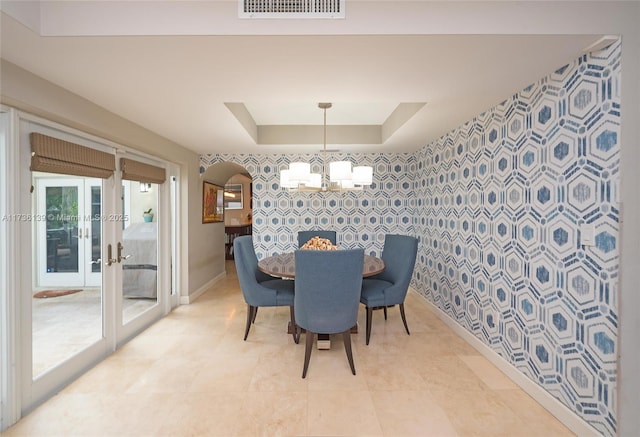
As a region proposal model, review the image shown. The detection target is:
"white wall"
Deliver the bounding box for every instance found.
[129,181,157,223]
[616,25,640,437]
[187,167,226,295]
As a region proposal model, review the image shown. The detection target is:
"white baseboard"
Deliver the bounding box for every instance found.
[180,270,226,304]
[410,288,600,437]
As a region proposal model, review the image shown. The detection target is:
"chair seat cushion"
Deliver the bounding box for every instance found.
[261,279,295,306]
[360,278,393,307]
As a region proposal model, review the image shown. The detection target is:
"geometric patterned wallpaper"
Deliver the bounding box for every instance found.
[412,42,620,436]
[202,40,620,436]
[200,152,416,258]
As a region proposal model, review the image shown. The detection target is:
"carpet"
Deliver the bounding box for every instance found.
[33,289,82,298]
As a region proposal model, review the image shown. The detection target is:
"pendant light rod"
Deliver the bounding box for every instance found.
[319,102,331,190]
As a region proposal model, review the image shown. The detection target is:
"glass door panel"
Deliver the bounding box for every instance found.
[122,181,159,324]
[32,175,103,378]
[38,180,82,286]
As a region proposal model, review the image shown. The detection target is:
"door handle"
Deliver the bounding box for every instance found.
[91,258,101,265]
[117,242,132,263]
[106,244,117,266]
[78,228,83,239]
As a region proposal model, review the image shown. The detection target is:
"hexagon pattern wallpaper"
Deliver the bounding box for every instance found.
[202,41,620,436]
[201,152,417,257]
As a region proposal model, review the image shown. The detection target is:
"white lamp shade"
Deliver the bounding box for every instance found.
[289,162,311,183]
[308,173,322,188]
[352,166,373,185]
[340,179,354,189]
[329,161,352,181]
[280,169,296,189]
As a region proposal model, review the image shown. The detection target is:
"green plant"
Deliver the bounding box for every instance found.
[144,208,152,214]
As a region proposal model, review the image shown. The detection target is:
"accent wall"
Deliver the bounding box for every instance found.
[413,42,620,436]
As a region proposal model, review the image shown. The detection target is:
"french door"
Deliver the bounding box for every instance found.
[35,177,102,288]
[20,118,173,414]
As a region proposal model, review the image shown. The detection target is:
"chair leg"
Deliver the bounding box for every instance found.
[244,304,255,341]
[399,303,410,335]
[342,330,356,375]
[366,306,373,345]
[252,307,258,323]
[383,306,388,320]
[302,331,314,378]
[289,306,299,344]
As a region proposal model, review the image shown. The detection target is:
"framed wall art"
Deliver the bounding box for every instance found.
[223,183,243,210]
[202,181,224,223]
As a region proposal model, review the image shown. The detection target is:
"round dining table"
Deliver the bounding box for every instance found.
[258,252,385,279]
[257,251,385,349]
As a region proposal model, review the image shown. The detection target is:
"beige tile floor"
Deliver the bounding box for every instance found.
[7,261,575,436]
[32,288,157,377]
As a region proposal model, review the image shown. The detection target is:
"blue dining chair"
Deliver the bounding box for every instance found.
[360,234,418,345]
[294,248,364,378]
[233,235,298,343]
[297,230,337,248]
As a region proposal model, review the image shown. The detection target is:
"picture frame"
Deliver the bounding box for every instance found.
[224,183,243,210]
[202,181,224,223]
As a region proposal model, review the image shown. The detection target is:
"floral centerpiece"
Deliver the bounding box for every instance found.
[300,236,338,251]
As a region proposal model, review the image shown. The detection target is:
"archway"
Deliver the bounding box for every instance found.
[201,161,253,261]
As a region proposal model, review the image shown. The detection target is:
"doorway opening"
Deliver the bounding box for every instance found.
[223,173,253,260]
[200,162,253,263]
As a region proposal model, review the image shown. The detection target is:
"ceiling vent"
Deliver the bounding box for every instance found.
[239,0,345,19]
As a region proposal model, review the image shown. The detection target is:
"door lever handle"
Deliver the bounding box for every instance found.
[117,242,132,263]
[91,258,101,265]
[106,244,117,266]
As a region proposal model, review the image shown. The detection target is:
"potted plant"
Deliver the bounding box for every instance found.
[143,208,153,222]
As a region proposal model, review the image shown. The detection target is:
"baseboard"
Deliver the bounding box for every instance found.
[180,270,226,304]
[410,288,600,437]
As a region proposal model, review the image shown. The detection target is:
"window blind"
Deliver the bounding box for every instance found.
[30,132,116,179]
[120,158,166,184]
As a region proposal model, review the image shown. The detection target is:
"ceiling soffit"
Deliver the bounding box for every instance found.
[226,102,426,147]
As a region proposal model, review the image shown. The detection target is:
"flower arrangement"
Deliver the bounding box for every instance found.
[300,236,338,251]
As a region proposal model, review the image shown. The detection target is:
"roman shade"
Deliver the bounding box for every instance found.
[30,133,116,179]
[120,158,166,184]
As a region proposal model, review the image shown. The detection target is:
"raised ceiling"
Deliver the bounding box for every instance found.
[0,1,604,155]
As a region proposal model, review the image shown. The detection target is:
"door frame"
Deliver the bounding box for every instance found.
[19,118,115,413]
[0,106,21,431]
[4,110,179,422]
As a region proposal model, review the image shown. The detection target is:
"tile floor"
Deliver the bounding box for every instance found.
[6,261,575,436]
[32,287,157,377]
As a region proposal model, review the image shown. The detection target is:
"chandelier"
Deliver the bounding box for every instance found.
[280,102,373,192]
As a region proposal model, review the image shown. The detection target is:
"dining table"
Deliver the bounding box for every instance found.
[258,252,385,279]
[258,251,385,349]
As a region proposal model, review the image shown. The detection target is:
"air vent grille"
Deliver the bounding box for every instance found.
[239,0,345,18]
